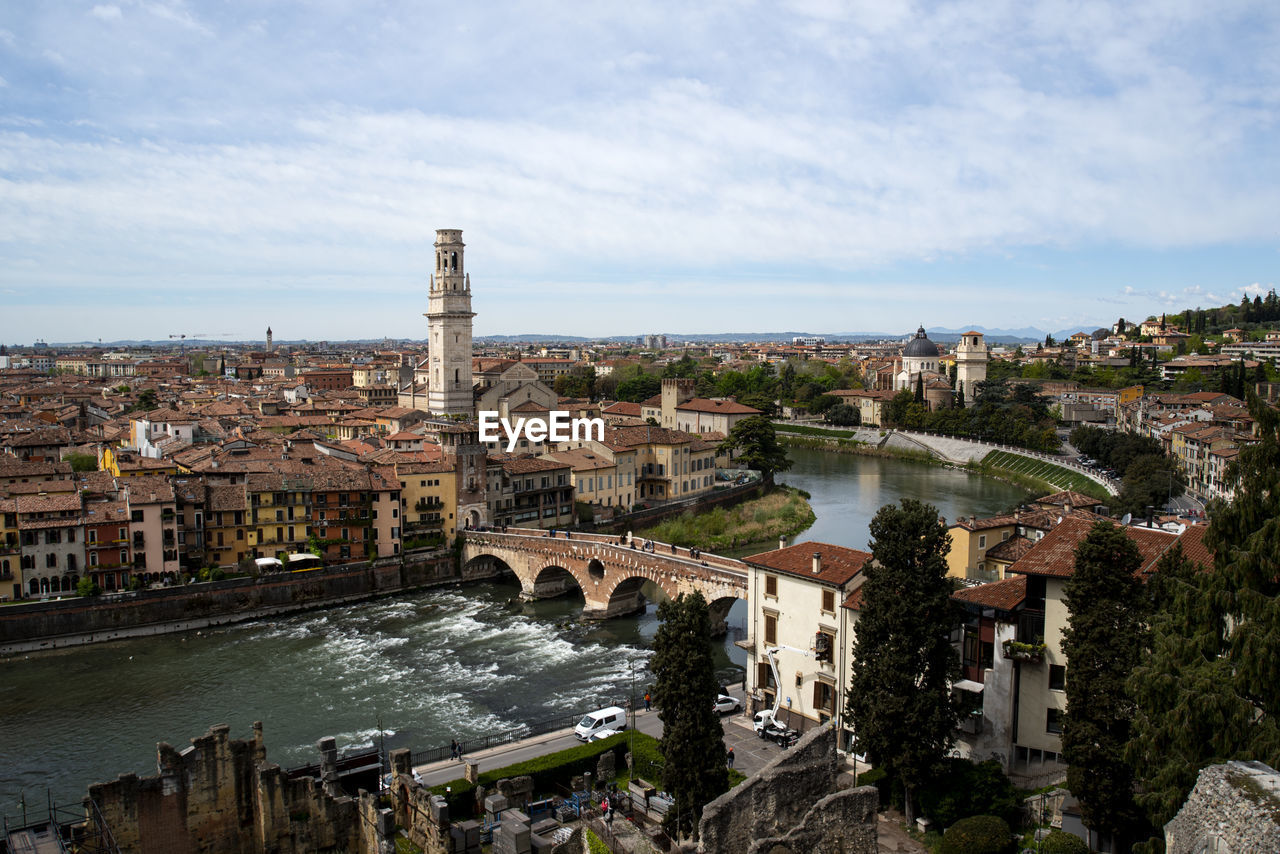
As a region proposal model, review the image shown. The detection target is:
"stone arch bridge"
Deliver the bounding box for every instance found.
[461,528,748,629]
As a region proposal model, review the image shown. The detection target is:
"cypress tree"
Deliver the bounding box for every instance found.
[651,591,728,840]
[845,499,961,823]
[1127,543,1238,839]
[914,372,925,405]
[1061,521,1145,843]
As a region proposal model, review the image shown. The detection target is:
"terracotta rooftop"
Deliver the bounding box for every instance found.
[744,542,872,587]
[675,398,761,415]
[953,575,1027,611]
[983,534,1036,563]
[1007,516,1177,579]
[498,457,569,474]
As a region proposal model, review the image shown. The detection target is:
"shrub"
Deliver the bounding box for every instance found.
[941,814,1013,854]
[586,829,610,854]
[1041,830,1089,854]
[919,758,1022,828]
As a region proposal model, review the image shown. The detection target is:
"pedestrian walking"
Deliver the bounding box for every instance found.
[644,691,651,711]
[727,747,735,769]
[671,542,676,554]
[450,739,458,760]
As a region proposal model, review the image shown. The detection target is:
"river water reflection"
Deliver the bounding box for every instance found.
[0,446,1028,813]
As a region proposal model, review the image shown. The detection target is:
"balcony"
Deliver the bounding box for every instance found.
[1002,639,1046,664]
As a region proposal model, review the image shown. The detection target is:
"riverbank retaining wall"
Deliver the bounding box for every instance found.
[0,548,475,655]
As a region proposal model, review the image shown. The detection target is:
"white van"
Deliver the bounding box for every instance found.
[574,706,627,741]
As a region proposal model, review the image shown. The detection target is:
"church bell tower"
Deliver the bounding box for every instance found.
[425,229,476,417]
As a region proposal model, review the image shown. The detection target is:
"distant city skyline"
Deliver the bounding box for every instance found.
[2,2,1276,343]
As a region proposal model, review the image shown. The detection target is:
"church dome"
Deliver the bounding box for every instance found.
[903,326,939,358]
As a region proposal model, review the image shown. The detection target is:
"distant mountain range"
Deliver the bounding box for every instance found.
[35,323,1103,350]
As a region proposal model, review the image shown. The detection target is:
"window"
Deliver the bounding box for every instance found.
[46,553,57,568]
[132,510,143,523]
[1046,708,1063,734]
[764,613,777,645]
[1049,665,1066,691]
[978,534,986,549]
[765,575,778,597]
[812,680,836,714]
[88,530,97,544]
[821,590,835,613]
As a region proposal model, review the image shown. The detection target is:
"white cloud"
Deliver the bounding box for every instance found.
[1,0,1277,339]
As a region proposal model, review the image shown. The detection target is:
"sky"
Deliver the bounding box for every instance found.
[1,1,1278,344]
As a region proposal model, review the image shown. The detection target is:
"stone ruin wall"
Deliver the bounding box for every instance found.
[1165,761,1280,854]
[697,722,878,854]
[86,723,378,854]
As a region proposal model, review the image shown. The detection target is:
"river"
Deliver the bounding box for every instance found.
[0,446,1027,815]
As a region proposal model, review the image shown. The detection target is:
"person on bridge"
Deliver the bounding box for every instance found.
[644,691,651,711]
[671,543,677,554]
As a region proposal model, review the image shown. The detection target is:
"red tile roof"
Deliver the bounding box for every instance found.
[675,398,761,415]
[953,575,1027,611]
[1007,516,1177,579]
[745,542,872,586]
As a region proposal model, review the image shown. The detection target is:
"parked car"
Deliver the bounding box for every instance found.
[574,706,628,741]
[713,694,742,714]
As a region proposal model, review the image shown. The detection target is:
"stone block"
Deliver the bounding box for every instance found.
[484,793,509,814]
[457,819,482,846]
[429,794,449,823]
[495,820,531,853]
[529,831,553,854]
[504,808,531,828]
[531,818,559,836]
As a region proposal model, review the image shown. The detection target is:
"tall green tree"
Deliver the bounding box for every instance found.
[719,416,791,484]
[845,499,961,823]
[651,591,728,840]
[1061,522,1146,843]
[1126,543,1234,840]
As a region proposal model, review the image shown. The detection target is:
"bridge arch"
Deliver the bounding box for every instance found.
[530,563,584,601]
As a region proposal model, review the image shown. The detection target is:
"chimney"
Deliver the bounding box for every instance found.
[1064,501,1073,515]
[778,536,786,550]
[812,552,822,574]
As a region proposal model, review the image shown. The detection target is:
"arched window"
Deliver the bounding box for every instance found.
[28,578,39,596]
[451,251,457,271]
[40,577,50,594]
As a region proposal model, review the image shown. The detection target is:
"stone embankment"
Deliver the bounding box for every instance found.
[0,549,470,655]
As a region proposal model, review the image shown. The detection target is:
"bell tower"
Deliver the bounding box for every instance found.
[955,330,989,402]
[425,229,476,417]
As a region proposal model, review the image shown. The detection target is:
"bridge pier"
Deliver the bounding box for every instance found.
[582,588,647,621]
[523,572,579,601]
